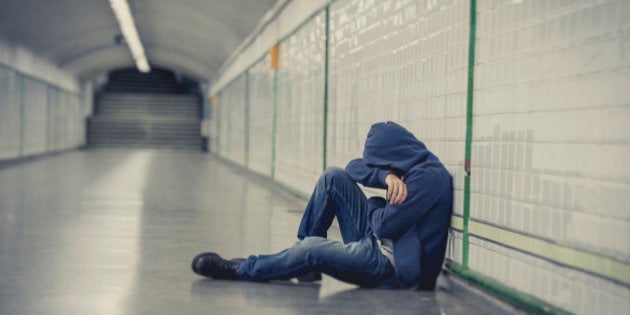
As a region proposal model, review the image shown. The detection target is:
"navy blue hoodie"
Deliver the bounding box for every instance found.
[345,121,452,289]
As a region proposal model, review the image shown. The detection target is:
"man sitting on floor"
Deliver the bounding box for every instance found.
[192,121,453,290]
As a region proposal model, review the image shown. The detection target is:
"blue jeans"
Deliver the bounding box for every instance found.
[236,167,399,288]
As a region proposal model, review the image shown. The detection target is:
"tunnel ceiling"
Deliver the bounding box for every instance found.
[0,0,278,81]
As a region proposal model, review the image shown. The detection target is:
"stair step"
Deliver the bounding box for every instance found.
[96,107,198,112]
[97,106,197,111]
[99,97,197,101]
[88,116,201,124]
[89,141,201,148]
[98,103,198,108]
[89,144,201,150]
[88,126,200,132]
[88,128,200,134]
[89,138,201,143]
[98,105,198,110]
[101,94,197,99]
[95,114,198,120]
[101,92,196,98]
[88,132,202,139]
[88,137,202,144]
[99,101,197,106]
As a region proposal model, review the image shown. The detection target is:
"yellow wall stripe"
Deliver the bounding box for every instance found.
[450,216,630,285]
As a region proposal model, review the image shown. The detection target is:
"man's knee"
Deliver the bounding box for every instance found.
[298,236,327,245]
[318,167,355,192]
[322,167,347,180]
[294,237,330,265]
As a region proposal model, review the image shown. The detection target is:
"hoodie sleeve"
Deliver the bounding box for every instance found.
[367,168,445,239]
[344,158,389,189]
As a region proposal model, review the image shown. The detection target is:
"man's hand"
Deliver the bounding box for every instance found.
[385,173,407,205]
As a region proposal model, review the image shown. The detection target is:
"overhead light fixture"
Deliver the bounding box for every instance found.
[108,0,151,73]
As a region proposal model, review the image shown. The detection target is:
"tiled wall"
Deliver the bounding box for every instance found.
[0,67,21,160]
[21,78,48,156]
[458,1,629,313]
[327,0,469,204]
[216,75,248,166]
[208,93,220,154]
[209,0,630,313]
[274,11,326,195]
[472,0,630,255]
[246,55,274,178]
[0,64,86,161]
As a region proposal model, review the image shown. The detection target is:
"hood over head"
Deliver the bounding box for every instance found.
[362,121,433,173]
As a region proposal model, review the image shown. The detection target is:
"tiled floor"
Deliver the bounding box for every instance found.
[0,149,486,314]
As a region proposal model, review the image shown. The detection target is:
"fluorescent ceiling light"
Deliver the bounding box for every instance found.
[108,0,150,73]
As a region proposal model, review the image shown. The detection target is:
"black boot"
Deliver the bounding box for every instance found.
[191,252,241,279]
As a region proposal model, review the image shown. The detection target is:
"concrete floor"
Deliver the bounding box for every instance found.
[0,149,488,315]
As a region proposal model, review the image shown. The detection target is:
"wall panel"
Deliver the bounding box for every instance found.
[216,90,229,158]
[209,101,220,154]
[0,67,21,160]
[327,0,469,216]
[247,55,274,177]
[465,1,630,312]
[21,78,48,156]
[274,11,326,195]
[215,75,248,166]
[227,75,248,166]
[0,64,85,162]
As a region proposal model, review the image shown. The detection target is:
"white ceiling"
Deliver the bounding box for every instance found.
[0,0,278,80]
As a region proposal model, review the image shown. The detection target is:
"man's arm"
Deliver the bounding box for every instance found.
[385,173,407,204]
[344,158,389,189]
[367,170,444,239]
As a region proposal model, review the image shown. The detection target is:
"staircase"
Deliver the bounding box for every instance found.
[88,69,202,150]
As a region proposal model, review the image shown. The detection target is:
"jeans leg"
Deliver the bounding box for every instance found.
[297,167,370,243]
[236,236,397,288]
